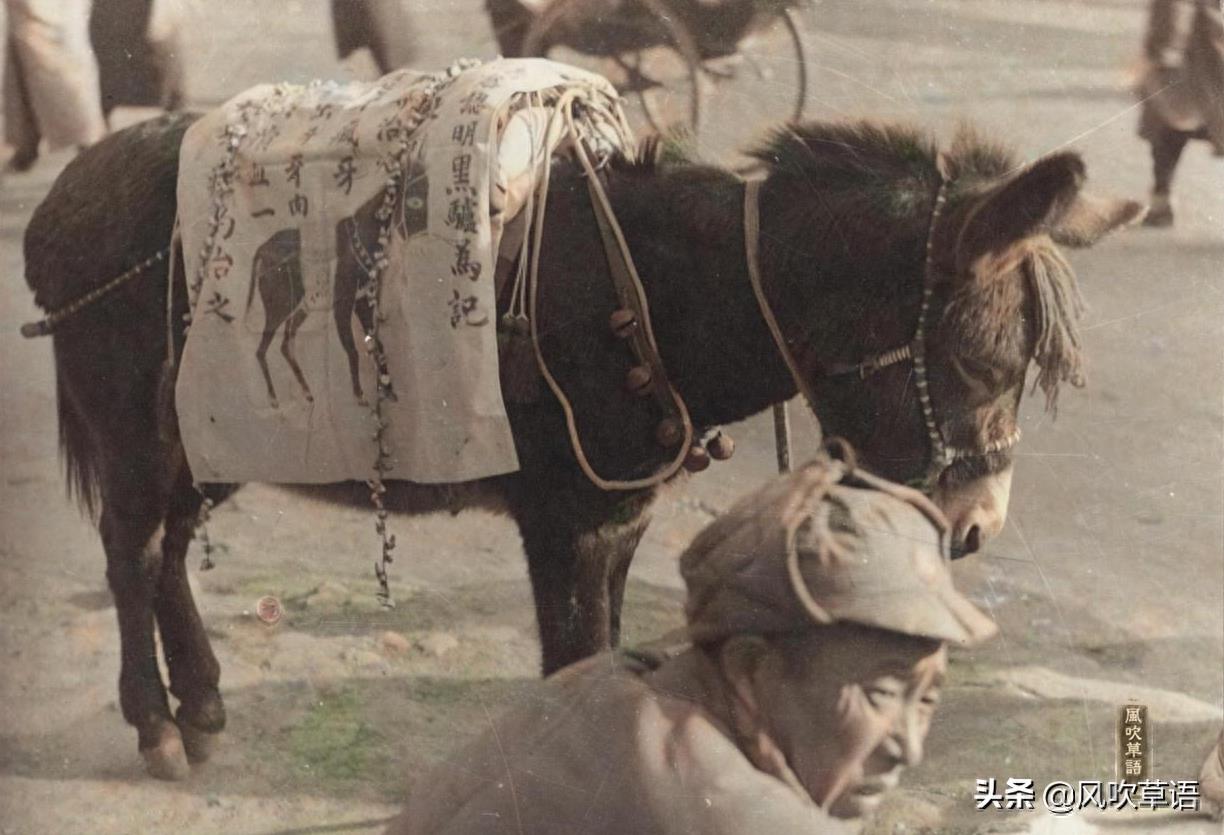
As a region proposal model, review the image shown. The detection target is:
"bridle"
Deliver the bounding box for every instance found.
[743,167,1022,491]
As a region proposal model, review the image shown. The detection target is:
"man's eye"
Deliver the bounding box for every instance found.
[866,686,901,706]
[921,691,942,708]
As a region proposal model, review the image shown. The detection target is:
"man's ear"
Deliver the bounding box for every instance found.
[956,152,1085,275]
[718,635,773,714]
[1047,191,1147,247]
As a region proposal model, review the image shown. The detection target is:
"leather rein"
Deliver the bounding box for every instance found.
[742,171,1021,491]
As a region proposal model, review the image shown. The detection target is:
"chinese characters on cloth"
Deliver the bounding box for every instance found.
[175,59,629,484]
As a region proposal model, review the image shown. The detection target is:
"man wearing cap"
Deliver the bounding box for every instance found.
[388,455,996,834]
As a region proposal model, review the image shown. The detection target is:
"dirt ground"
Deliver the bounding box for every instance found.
[1,1,1221,833]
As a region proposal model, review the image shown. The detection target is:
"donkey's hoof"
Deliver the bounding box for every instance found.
[269,398,280,409]
[304,391,315,403]
[141,724,191,781]
[1143,210,1173,228]
[179,722,222,764]
[1144,196,1173,228]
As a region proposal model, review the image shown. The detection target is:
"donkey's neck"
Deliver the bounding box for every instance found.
[606,167,797,429]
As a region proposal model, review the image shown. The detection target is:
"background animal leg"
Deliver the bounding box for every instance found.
[1146,126,1189,226]
[153,469,226,764]
[281,307,314,402]
[100,493,189,780]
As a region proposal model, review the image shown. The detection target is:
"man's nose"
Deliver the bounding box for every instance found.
[891,709,925,767]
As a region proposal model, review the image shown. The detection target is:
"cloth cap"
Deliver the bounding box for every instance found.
[681,456,997,646]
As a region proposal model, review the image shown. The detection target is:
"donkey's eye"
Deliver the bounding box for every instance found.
[950,356,999,394]
[954,355,994,378]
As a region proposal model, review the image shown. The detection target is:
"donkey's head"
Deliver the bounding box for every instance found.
[752,122,1143,556]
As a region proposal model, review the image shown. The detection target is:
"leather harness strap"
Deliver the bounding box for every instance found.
[582,166,694,485]
[743,179,824,417]
[522,93,693,491]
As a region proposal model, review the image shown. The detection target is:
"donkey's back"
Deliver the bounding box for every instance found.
[25,113,198,312]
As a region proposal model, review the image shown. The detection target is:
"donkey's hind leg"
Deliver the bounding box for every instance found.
[154,472,229,764]
[99,467,189,780]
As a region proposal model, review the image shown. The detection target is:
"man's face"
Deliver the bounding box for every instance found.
[751,623,948,819]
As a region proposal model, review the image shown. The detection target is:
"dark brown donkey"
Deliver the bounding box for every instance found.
[246,160,429,406]
[23,111,1141,779]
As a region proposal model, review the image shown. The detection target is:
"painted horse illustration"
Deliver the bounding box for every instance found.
[246,160,429,406]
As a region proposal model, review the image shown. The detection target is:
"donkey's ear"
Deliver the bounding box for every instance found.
[1047,191,1147,247]
[955,152,1085,274]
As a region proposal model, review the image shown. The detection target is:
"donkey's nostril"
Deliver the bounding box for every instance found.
[963,525,982,555]
[951,525,984,560]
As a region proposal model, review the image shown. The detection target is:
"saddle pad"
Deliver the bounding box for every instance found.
[175,58,628,485]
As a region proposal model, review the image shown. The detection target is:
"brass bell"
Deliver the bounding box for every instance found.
[655,417,684,448]
[707,431,735,461]
[626,365,653,396]
[609,308,637,338]
[683,444,711,472]
[499,313,530,336]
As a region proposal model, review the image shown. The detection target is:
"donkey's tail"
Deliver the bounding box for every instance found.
[55,362,102,519]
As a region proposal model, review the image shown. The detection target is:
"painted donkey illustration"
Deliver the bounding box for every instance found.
[246,160,429,406]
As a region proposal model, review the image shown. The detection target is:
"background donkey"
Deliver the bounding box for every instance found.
[23,111,1140,778]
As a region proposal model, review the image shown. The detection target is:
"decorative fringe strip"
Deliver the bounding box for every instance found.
[1025,242,1086,413]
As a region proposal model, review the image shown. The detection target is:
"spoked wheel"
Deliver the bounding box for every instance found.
[521,0,704,136]
[700,5,810,161]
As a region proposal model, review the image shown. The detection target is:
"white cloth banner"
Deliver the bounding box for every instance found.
[175,58,628,484]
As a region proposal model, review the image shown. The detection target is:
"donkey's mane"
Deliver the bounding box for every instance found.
[747,121,1019,195]
[745,120,1085,411]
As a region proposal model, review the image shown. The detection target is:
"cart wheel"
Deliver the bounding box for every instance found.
[521,0,704,137]
[779,8,809,123]
[632,0,703,135]
[701,4,810,159]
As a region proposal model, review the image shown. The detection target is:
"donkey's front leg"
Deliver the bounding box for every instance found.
[607,508,651,648]
[100,494,187,780]
[512,486,654,675]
